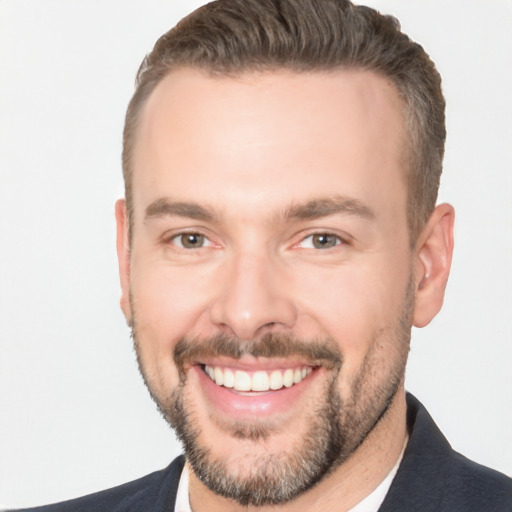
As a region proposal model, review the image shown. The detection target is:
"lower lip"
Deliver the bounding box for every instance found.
[193,365,319,419]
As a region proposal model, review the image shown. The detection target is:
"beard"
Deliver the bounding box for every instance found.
[131,278,414,507]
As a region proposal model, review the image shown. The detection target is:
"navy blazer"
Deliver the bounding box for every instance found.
[10,394,512,511]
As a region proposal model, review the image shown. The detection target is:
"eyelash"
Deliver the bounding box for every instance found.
[162,230,350,251]
[295,232,349,250]
[163,231,214,249]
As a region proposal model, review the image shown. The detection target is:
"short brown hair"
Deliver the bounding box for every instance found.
[122,0,445,241]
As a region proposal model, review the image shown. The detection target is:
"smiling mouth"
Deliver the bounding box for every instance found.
[203,364,314,392]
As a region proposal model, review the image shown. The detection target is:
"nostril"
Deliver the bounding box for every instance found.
[208,282,298,340]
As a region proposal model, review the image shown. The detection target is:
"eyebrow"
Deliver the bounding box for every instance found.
[280,196,376,222]
[144,195,375,224]
[145,198,217,222]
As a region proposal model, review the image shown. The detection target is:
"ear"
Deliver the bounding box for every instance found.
[412,203,455,328]
[115,199,132,325]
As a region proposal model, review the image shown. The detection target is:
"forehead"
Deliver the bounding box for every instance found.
[131,67,407,221]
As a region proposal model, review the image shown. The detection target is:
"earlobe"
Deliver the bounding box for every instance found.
[412,203,455,328]
[115,199,132,325]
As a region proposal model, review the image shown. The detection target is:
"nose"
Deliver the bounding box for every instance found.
[209,250,298,340]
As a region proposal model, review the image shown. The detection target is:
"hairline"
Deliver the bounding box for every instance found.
[124,63,421,247]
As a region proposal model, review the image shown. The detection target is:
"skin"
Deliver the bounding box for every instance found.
[116,68,454,511]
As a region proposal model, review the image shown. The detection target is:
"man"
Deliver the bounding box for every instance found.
[9,0,512,510]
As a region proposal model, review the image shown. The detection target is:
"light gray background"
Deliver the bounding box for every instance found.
[1,0,511,508]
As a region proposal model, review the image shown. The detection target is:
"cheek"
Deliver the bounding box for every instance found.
[129,262,214,389]
[295,261,410,362]
[131,259,214,334]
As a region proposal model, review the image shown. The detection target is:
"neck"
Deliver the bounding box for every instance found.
[188,388,408,512]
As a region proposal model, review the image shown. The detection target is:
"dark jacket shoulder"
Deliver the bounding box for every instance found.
[7,456,184,512]
[380,394,512,511]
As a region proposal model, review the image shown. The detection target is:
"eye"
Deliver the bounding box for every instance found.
[299,233,343,249]
[172,233,211,249]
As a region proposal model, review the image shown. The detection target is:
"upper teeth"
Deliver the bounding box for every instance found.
[204,365,312,392]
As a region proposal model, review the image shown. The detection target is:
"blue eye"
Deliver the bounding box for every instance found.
[300,233,342,249]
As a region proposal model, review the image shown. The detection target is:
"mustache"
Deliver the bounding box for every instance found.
[173,333,342,379]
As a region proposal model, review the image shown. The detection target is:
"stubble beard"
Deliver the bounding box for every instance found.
[131,279,413,507]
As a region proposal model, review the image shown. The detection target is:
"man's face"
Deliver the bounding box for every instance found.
[119,68,416,505]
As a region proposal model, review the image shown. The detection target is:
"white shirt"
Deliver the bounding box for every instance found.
[346,447,404,512]
[174,441,406,512]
